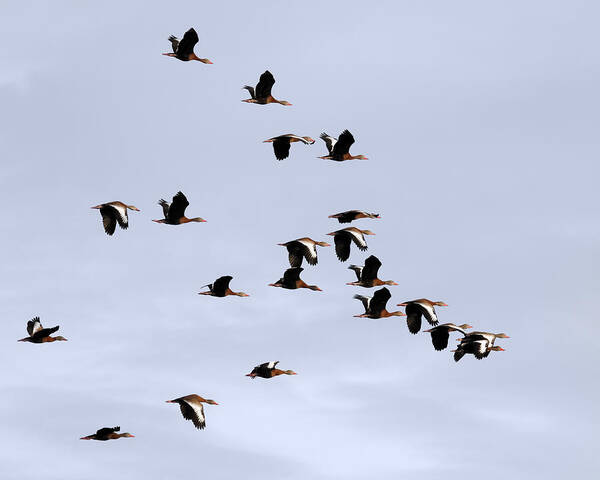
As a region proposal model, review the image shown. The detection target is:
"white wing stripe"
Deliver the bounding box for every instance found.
[110,203,128,225]
[185,400,205,424]
[414,302,437,322]
[298,239,317,259]
[348,230,367,247]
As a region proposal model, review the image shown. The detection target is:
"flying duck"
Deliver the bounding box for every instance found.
[80,426,134,441]
[198,276,249,297]
[278,238,331,267]
[268,267,322,291]
[246,361,297,379]
[353,287,405,319]
[327,227,375,262]
[18,317,67,343]
[153,191,206,225]
[318,130,367,161]
[423,323,473,351]
[328,210,380,224]
[242,71,291,106]
[166,394,218,430]
[163,28,212,63]
[397,299,448,334]
[452,339,505,362]
[347,255,398,288]
[263,135,315,160]
[91,201,140,236]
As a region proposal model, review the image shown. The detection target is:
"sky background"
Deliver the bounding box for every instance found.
[1,1,599,478]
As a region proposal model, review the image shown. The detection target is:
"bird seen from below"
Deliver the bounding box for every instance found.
[269,267,322,291]
[18,317,67,343]
[263,134,315,160]
[198,276,249,297]
[354,287,405,319]
[91,201,140,236]
[423,323,473,351]
[452,339,505,362]
[166,394,218,430]
[163,28,212,63]
[242,71,292,106]
[319,130,368,161]
[327,227,375,262]
[328,210,380,223]
[397,299,448,334]
[80,426,134,441]
[347,255,398,288]
[278,237,331,267]
[153,191,206,225]
[246,361,297,379]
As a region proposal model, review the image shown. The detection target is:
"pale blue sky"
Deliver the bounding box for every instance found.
[1,1,599,479]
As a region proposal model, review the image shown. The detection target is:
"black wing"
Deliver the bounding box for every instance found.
[212,276,233,296]
[334,232,351,262]
[168,35,179,53]
[405,303,423,334]
[272,137,291,160]
[430,328,450,351]
[32,325,59,340]
[337,210,359,223]
[255,70,275,99]
[286,242,304,267]
[96,426,119,436]
[283,267,303,283]
[243,85,256,99]
[361,255,381,282]
[369,287,391,316]
[158,199,170,219]
[348,265,362,281]
[168,191,189,221]
[177,28,199,58]
[331,129,355,157]
[353,294,370,313]
[251,361,278,377]
[453,347,466,362]
[99,206,117,235]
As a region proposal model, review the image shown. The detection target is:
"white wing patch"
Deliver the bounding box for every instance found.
[473,340,488,356]
[267,361,279,369]
[414,301,438,323]
[181,399,205,428]
[298,239,318,261]
[348,229,367,248]
[110,203,128,225]
[321,134,337,153]
[28,318,43,336]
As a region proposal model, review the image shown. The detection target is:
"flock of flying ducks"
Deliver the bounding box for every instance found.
[19,27,509,440]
